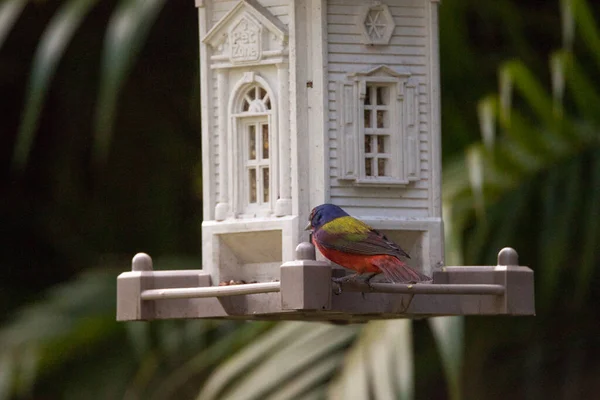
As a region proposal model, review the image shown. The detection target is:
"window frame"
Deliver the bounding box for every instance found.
[358,81,400,183]
[241,117,271,213]
[230,81,276,218]
[337,66,421,187]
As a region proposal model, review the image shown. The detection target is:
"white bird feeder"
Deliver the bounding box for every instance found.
[116,0,535,323]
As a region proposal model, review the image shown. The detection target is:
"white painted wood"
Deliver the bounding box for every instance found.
[306,0,329,209]
[427,0,442,219]
[198,5,214,221]
[335,65,420,186]
[227,71,278,218]
[141,282,281,300]
[215,69,229,220]
[196,0,444,284]
[357,3,395,45]
[275,62,292,216]
[288,0,307,221]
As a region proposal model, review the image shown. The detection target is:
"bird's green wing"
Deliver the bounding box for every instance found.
[314,216,410,259]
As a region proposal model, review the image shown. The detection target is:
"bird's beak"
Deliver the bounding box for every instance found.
[304,222,312,231]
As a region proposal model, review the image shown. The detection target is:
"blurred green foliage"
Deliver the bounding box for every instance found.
[1,0,599,399]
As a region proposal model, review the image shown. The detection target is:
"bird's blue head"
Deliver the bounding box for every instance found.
[306,204,349,231]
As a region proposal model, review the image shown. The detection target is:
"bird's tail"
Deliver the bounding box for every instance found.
[376,256,432,283]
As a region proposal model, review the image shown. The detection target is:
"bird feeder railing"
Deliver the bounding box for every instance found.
[116,244,534,323]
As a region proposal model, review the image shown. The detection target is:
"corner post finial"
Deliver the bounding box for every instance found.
[132,253,153,271]
[497,247,519,266]
[295,242,316,261]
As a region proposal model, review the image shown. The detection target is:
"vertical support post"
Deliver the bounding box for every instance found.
[498,247,536,315]
[427,0,444,276]
[215,69,229,221]
[117,253,155,321]
[289,0,310,241]
[281,242,331,311]
[197,1,213,220]
[428,0,442,220]
[306,0,329,208]
[276,63,292,216]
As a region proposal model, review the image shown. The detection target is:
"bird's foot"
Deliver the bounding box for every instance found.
[331,274,356,284]
[331,278,347,295]
[358,273,378,291]
[332,282,342,295]
[357,273,378,299]
[332,274,379,298]
[331,274,359,295]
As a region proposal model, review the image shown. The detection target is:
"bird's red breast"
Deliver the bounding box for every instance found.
[312,236,401,274]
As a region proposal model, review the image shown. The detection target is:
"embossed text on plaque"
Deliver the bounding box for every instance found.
[229,14,262,63]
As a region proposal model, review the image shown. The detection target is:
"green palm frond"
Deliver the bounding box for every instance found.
[9,0,167,172]
[0,0,27,50]
[328,320,414,400]
[429,317,463,400]
[569,0,600,67]
[198,322,359,400]
[93,0,166,167]
[444,0,600,306]
[0,259,273,400]
[13,0,99,171]
[199,318,463,400]
[0,268,121,398]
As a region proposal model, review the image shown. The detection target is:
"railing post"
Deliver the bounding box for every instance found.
[117,253,155,321]
[280,242,332,311]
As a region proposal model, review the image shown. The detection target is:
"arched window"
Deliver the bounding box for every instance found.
[235,83,274,217]
[241,85,271,112]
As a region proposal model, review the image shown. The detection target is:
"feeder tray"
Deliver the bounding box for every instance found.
[116,243,534,323]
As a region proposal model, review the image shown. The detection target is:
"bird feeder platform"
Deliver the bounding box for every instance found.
[116,243,534,323]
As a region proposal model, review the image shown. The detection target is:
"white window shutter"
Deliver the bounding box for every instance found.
[405,79,420,181]
[338,81,358,180]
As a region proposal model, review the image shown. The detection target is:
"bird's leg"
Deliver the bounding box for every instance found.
[332,273,377,297]
[356,273,378,299]
[331,273,360,284]
[332,282,342,296]
[331,273,360,295]
[360,273,378,290]
[330,273,348,296]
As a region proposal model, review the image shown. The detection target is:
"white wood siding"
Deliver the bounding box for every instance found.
[327,0,432,218]
[212,1,238,22]
[212,0,289,24]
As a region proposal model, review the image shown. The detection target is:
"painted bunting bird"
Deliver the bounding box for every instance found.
[306,204,431,284]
